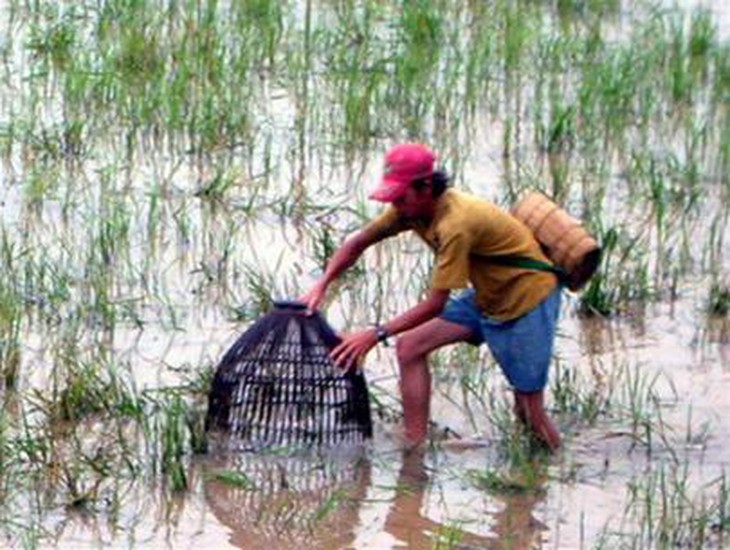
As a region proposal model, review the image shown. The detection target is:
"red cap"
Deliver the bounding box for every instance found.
[369,143,436,202]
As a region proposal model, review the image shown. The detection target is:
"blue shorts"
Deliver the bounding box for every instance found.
[439,287,562,392]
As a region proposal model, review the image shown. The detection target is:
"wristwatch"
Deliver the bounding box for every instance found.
[374,324,391,347]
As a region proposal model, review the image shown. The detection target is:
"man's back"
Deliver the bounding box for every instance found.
[369,189,558,320]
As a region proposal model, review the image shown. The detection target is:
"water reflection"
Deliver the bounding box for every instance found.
[203,448,371,550]
[384,448,547,550]
[200,443,550,550]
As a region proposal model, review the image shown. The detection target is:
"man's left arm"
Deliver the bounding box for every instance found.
[330,289,450,371]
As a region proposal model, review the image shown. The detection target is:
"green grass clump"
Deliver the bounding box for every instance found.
[707,282,730,317]
[209,469,255,489]
[468,466,546,496]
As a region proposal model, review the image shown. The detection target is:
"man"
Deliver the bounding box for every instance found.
[300,143,563,451]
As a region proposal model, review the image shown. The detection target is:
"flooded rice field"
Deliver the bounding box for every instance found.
[0,0,728,548]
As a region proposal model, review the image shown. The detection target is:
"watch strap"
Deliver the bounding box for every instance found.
[374,324,391,346]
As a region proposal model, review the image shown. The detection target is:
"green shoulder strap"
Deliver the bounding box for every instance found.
[487,255,568,282]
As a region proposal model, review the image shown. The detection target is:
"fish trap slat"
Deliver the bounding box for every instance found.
[206,301,373,448]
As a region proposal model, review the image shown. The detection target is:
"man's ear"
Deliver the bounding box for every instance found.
[423,179,435,197]
[412,178,432,195]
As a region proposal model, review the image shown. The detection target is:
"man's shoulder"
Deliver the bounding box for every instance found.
[438,189,502,224]
[442,189,500,211]
[364,205,410,239]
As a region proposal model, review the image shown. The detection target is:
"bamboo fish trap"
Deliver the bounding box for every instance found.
[206,301,373,449]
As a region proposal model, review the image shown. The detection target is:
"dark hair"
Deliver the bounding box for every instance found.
[412,169,451,197]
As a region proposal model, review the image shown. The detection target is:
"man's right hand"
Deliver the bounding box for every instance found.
[298,280,327,314]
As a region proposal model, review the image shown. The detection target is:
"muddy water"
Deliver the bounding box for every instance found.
[6,126,728,544]
[35,266,725,550]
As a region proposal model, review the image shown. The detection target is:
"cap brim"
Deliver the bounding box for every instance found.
[368,178,410,202]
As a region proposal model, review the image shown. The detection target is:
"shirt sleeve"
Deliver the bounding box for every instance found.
[431,230,472,290]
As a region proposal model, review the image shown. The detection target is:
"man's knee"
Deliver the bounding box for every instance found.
[395,333,425,366]
[394,318,473,366]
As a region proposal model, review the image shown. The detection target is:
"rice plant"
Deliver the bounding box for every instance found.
[432,520,466,550]
[707,280,730,317]
[597,466,730,549]
[551,359,605,425]
[0,235,24,390]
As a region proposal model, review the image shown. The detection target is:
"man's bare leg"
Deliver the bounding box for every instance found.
[394,318,474,446]
[514,390,561,452]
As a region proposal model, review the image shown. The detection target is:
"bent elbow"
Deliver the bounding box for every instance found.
[428,289,451,316]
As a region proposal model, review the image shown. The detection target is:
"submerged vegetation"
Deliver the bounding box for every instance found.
[0,0,727,548]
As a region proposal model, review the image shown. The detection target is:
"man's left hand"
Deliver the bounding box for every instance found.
[331,328,379,372]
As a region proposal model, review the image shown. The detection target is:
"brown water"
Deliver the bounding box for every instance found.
[6,102,728,550]
[3,129,727,548]
[31,281,725,550]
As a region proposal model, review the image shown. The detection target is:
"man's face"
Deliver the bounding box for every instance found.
[392,181,435,220]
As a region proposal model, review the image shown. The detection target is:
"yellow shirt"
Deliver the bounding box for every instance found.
[365,189,557,320]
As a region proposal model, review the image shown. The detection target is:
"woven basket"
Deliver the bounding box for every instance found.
[206,301,372,449]
[512,192,601,291]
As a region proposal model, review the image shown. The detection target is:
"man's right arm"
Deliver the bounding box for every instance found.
[299,225,385,312]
